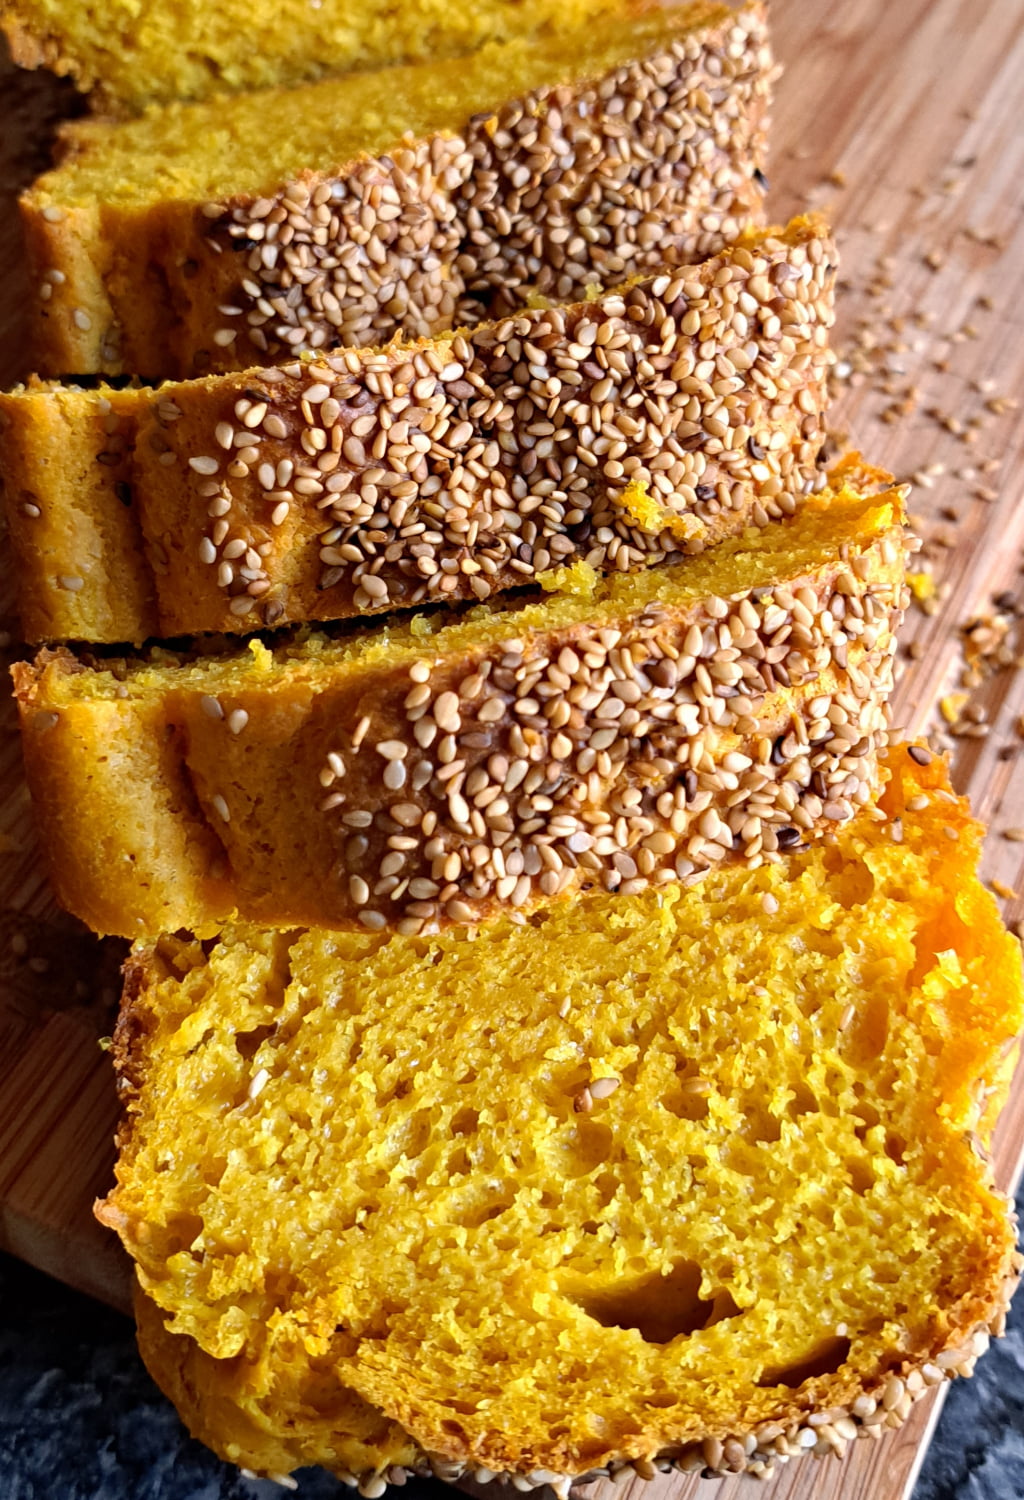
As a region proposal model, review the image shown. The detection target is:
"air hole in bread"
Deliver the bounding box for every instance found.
[234,1023,276,1060]
[566,1261,742,1344]
[758,1335,852,1389]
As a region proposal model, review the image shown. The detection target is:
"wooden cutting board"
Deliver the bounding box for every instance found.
[1,0,1023,1493]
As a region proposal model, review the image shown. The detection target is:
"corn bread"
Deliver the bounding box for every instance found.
[1,218,835,646]
[12,472,908,939]
[98,746,1024,1487]
[22,2,771,376]
[3,0,640,114]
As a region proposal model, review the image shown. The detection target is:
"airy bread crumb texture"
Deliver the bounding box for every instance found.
[100,745,1024,1487]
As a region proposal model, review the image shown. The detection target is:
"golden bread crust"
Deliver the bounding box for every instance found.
[0,218,834,645]
[14,475,907,939]
[20,4,771,375]
[100,745,1024,1484]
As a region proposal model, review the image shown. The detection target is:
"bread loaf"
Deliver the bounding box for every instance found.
[21,2,771,376]
[12,468,908,939]
[0,217,834,646]
[97,745,1024,1488]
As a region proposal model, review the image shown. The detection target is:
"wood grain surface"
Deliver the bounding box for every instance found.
[1,0,1023,1493]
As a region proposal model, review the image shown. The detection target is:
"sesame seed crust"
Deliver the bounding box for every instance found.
[283,527,906,934]
[1,218,834,646]
[24,6,772,378]
[11,480,909,939]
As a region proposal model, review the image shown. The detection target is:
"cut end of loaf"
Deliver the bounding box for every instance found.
[100,744,1024,1485]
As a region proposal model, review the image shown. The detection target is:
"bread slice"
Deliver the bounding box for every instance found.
[21,2,771,376]
[4,0,662,115]
[1,217,834,646]
[12,465,907,939]
[97,744,1024,1489]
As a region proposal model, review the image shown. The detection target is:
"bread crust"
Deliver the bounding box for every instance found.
[19,3,771,376]
[0,218,834,646]
[13,477,908,939]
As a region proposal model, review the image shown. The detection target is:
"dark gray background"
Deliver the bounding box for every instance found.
[1,1195,1021,1500]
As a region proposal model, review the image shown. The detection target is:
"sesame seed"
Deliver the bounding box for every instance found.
[247,1068,271,1100]
[589,1076,620,1100]
[211,794,230,822]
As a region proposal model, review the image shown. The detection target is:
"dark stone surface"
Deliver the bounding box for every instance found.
[1,1199,1021,1500]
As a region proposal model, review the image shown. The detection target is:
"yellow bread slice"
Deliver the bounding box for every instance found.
[0,217,834,645]
[99,745,1024,1487]
[5,0,665,114]
[20,2,771,375]
[13,464,907,939]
